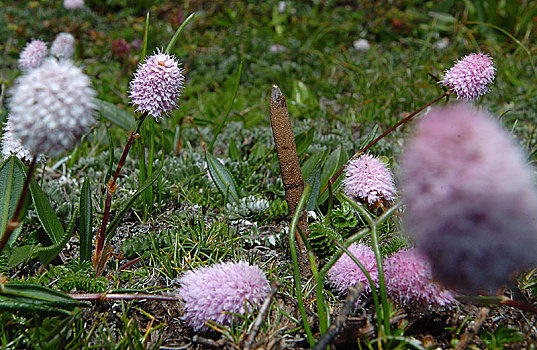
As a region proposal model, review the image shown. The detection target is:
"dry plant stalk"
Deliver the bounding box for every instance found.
[269,85,310,276]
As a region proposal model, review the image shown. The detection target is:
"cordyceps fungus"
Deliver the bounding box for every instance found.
[178,261,270,331]
[401,103,537,294]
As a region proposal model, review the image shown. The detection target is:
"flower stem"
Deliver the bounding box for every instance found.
[340,192,391,337]
[322,91,450,196]
[93,113,148,274]
[0,156,37,254]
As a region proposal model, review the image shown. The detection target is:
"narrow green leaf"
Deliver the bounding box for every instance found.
[206,152,240,203]
[140,11,149,60]
[95,99,135,131]
[359,124,379,150]
[165,12,197,54]
[1,283,88,308]
[7,245,34,268]
[300,149,328,182]
[37,207,78,266]
[0,296,72,316]
[79,178,93,262]
[28,175,64,244]
[318,148,348,205]
[229,138,241,161]
[104,165,163,245]
[295,127,315,157]
[0,156,26,245]
[305,167,322,212]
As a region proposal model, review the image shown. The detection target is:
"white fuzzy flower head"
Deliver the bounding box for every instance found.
[63,0,85,9]
[1,117,40,162]
[8,58,96,157]
[18,40,48,71]
[50,33,75,59]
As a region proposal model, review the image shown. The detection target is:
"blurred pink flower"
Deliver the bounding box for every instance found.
[384,249,455,306]
[441,53,495,100]
[63,0,85,10]
[178,261,270,331]
[18,40,47,71]
[129,50,185,120]
[50,32,75,59]
[343,154,397,205]
[401,103,537,293]
[328,243,378,294]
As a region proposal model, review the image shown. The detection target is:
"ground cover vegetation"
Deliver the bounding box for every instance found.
[1,0,537,349]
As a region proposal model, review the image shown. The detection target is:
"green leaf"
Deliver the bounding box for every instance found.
[0,156,26,246]
[79,178,93,262]
[95,99,135,131]
[165,12,197,53]
[305,167,322,212]
[1,282,88,309]
[359,124,379,150]
[7,245,34,268]
[104,165,163,245]
[0,295,72,316]
[206,152,240,203]
[229,138,241,161]
[28,175,64,244]
[295,127,315,157]
[301,150,328,182]
[318,148,348,205]
[36,207,78,266]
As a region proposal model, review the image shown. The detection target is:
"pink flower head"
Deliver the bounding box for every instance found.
[1,117,41,162]
[441,53,495,100]
[129,49,185,120]
[178,261,270,331]
[384,249,456,306]
[63,0,85,9]
[343,154,397,205]
[402,103,537,293]
[18,40,48,71]
[328,243,378,295]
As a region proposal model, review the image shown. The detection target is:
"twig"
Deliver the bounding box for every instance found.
[269,85,310,276]
[454,307,489,350]
[68,292,181,302]
[192,335,223,348]
[312,282,364,350]
[243,281,281,350]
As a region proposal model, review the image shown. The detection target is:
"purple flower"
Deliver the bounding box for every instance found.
[343,154,397,206]
[8,58,96,157]
[50,32,75,60]
[328,243,378,294]
[178,261,270,331]
[18,40,47,71]
[63,0,85,9]
[441,53,495,100]
[401,103,537,293]
[384,249,455,306]
[129,50,185,120]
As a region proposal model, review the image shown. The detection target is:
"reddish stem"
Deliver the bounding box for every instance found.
[324,91,450,192]
[69,292,180,302]
[93,113,148,271]
[0,156,37,254]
